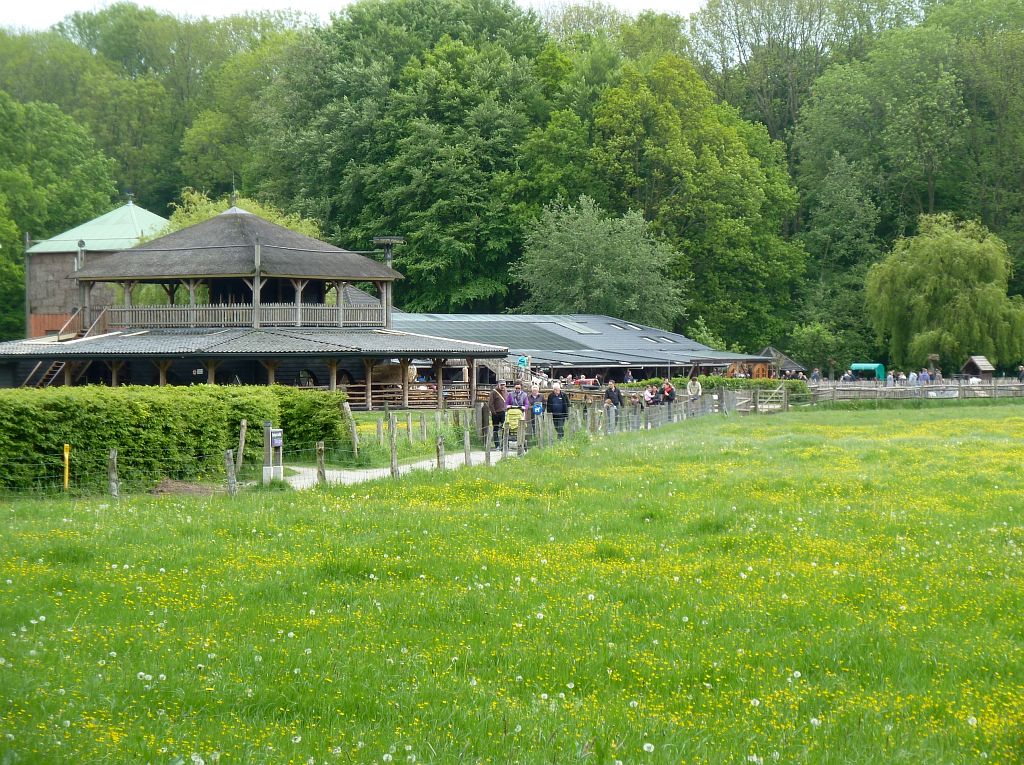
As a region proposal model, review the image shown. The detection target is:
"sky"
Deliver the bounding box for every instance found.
[4,0,706,31]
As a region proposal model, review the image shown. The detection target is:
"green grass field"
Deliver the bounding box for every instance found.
[1,405,1022,764]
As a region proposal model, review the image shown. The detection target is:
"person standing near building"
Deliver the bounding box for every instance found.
[547,382,570,439]
[488,381,508,448]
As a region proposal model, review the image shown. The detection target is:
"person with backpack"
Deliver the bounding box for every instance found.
[526,383,545,446]
[547,382,570,439]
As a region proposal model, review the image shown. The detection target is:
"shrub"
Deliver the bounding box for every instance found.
[0,386,351,491]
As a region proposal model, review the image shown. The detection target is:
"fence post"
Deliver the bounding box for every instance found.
[406,412,414,445]
[316,441,326,485]
[436,435,445,470]
[783,386,789,412]
[376,418,384,447]
[502,422,510,455]
[463,427,471,467]
[605,407,613,435]
[485,423,492,465]
[343,402,359,460]
[224,449,237,496]
[517,429,526,456]
[236,419,247,474]
[419,413,428,441]
[108,448,119,499]
[389,413,399,478]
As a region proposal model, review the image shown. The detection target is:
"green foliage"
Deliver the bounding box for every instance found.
[0,386,351,490]
[787,321,841,373]
[865,214,1024,367]
[626,375,810,395]
[271,386,348,450]
[162,188,321,237]
[517,196,686,329]
[0,90,117,238]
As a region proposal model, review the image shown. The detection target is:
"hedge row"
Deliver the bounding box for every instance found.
[624,375,810,395]
[0,385,350,489]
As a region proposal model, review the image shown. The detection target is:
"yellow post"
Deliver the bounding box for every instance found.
[63,443,70,491]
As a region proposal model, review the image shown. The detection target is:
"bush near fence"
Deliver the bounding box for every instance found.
[624,375,810,395]
[0,385,351,490]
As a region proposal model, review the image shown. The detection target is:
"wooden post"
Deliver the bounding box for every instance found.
[467,357,477,407]
[236,419,247,473]
[364,358,375,411]
[205,360,219,385]
[389,413,398,478]
[108,360,124,387]
[463,427,471,467]
[224,450,237,497]
[434,410,442,434]
[502,422,510,455]
[436,436,445,470]
[63,365,73,387]
[343,402,359,459]
[484,423,492,465]
[406,412,414,445]
[517,430,525,456]
[419,412,427,441]
[316,441,326,484]
[433,358,444,410]
[376,418,384,447]
[327,359,338,391]
[783,386,789,412]
[260,360,278,385]
[155,360,173,386]
[108,448,119,498]
[400,358,411,409]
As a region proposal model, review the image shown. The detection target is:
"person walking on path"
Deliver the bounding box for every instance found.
[547,382,570,439]
[488,381,508,448]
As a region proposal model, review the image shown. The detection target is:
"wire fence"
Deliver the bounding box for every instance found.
[6,380,1019,498]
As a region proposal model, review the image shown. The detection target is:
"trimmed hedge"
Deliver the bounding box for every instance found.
[624,375,810,396]
[0,385,351,490]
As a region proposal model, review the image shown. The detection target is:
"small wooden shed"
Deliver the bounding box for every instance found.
[960,355,995,381]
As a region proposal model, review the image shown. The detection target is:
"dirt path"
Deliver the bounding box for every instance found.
[285,450,508,490]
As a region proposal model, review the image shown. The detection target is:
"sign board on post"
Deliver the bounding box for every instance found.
[262,422,285,484]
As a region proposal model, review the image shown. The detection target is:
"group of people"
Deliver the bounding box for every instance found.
[488,380,572,445]
[487,375,703,447]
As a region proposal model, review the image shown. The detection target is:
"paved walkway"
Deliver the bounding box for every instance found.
[285,449,508,490]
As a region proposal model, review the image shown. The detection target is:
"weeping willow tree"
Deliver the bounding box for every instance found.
[866,214,1024,369]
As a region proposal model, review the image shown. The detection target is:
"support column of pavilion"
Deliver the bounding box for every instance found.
[433,358,444,410]
[363,357,375,411]
[105,360,125,387]
[261,360,279,385]
[467,356,477,407]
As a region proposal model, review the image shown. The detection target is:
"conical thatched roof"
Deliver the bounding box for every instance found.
[75,207,401,282]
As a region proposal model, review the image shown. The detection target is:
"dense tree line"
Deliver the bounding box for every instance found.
[2,0,1024,372]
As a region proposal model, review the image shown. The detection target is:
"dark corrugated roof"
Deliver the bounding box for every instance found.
[75,208,402,282]
[392,314,767,368]
[0,327,506,360]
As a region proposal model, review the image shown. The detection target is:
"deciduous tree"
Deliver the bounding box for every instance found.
[865,214,1024,367]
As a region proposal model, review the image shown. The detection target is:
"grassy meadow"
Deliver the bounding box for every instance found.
[1,405,1022,764]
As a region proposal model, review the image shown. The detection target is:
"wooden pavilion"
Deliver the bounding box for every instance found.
[0,208,507,408]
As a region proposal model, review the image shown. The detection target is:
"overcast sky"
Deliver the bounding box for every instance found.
[5,0,704,31]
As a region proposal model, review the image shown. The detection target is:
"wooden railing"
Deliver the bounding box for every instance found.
[105,303,386,329]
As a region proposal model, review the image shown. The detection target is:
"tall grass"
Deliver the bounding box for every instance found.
[1,406,1021,763]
